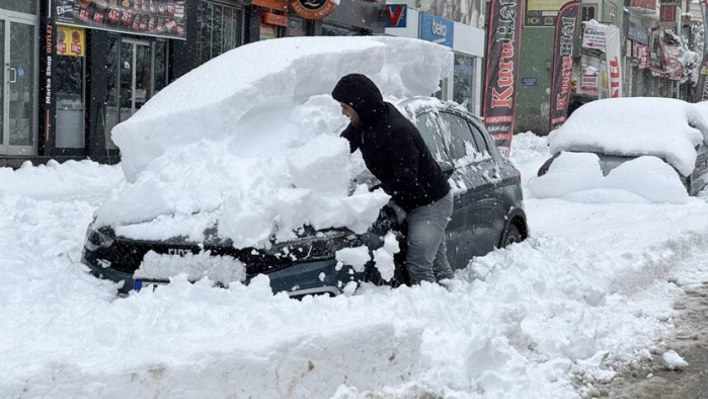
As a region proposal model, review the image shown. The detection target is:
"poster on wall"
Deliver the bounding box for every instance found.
[56,25,85,57]
[53,0,186,39]
[696,0,708,102]
[482,0,525,157]
[548,1,579,130]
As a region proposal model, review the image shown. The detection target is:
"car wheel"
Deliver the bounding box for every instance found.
[502,224,522,248]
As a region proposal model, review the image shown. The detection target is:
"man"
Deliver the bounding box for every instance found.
[331,73,453,285]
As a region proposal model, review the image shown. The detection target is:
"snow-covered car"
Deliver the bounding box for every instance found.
[535,98,708,199]
[80,36,527,297]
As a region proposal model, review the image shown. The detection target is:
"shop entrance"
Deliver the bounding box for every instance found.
[105,37,155,149]
[0,10,37,156]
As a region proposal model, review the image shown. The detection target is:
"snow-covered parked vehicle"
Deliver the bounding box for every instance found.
[81,36,527,297]
[534,98,708,201]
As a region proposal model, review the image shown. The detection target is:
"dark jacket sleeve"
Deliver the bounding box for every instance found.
[340,124,361,153]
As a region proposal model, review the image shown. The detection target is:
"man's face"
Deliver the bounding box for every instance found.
[340,102,360,125]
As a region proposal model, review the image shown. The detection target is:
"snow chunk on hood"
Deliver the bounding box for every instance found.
[112,36,453,181]
[548,98,708,176]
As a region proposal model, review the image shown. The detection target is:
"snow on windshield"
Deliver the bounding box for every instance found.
[548,98,708,176]
[95,36,453,249]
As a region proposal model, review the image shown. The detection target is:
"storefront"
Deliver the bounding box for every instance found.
[385,5,485,115]
[0,1,39,158]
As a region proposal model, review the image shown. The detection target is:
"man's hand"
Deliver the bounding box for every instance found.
[389,201,407,224]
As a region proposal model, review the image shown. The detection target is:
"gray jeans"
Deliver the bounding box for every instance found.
[405,191,453,284]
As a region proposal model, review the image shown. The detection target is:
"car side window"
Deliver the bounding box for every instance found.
[467,121,492,155]
[439,112,481,161]
[414,111,451,163]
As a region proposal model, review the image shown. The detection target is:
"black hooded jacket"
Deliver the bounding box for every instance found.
[332,74,450,212]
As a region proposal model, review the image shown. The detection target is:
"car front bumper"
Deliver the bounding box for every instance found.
[81,247,366,297]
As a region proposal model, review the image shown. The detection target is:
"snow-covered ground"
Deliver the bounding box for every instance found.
[2,132,707,399]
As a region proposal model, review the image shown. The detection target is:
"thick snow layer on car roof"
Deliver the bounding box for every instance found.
[113,36,453,181]
[95,36,453,249]
[548,98,708,176]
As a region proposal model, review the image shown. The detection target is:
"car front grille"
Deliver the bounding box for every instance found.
[93,239,290,277]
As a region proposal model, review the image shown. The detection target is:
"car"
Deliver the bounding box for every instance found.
[537,97,708,196]
[80,36,528,297]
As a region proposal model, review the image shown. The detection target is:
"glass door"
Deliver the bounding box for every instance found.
[0,10,37,155]
[105,37,154,149]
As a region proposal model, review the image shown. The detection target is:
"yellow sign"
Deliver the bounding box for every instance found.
[56,25,85,57]
[527,0,567,11]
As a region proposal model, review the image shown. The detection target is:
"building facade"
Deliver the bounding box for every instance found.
[384,0,486,115]
[0,0,384,168]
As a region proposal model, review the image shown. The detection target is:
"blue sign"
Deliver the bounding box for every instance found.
[628,23,648,45]
[521,77,538,87]
[384,4,407,28]
[419,13,454,48]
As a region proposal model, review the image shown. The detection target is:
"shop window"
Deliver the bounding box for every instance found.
[104,34,168,149]
[0,0,36,14]
[321,23,369,36]
[260,24,284,40]
[197,0,244,65]
[581,5,596,22]
[287,17,306,37]
[55,56,85,148]
[453,53,475,113]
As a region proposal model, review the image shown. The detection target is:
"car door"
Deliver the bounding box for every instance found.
[436,111,507,261]
[412,108,472,270]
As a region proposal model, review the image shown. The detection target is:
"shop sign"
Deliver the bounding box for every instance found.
[549,1,579,130]
[56,25,85,57]
[383,4,407,28]
[419,13,454,48]
[659,4,676,22]
[628,22,648,44]
[629,0,656,11]
[291,0,337,20]
[525,0,566,27]
[639,45,649,68]
[263,12,288,27]
[580,73,598,96]
[483,0,525,157]
[52,0,186,40]
[581,25,605,51]
[521,77,537,86]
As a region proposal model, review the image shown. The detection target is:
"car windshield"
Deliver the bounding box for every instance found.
[93,36,454,250]
[548,98,708,176]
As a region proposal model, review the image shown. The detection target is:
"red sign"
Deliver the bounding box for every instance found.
[660,5,676,22]
[483,0,525,156]
[629,0,656,10]
[549,1,580,130]
[384,5,407,28]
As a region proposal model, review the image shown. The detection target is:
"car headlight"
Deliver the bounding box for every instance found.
[264,230,358,262]
[84,226,115,252]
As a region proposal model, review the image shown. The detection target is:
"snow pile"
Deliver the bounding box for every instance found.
[96,36,453,249]
[2,133,708,398]
[548,98,708,176]
[528,152,691,204]
[113,36,454,180]
[662,350,689,370]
